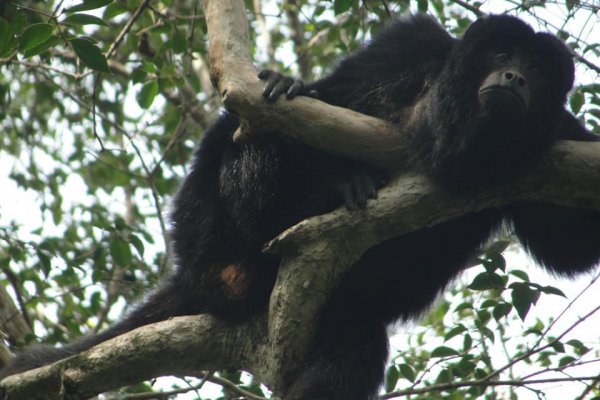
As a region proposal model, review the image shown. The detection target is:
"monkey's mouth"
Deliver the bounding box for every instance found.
[479,86,527,112]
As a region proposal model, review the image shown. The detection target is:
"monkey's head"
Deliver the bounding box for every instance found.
[417,15,576,189]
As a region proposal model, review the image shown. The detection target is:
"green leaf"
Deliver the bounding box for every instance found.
[468,272,505,291]
[19,23,53,52]
[109,238,132,267]
[551,341,565,353]
[482,252,506,272]
[444,324,466,341]
[89,291,102,313]
[463,334,473,351]
[169,29,187,54]
[524,326,544,336]
[114,216,128,231]
[0,18,13,56]
[333,0,353,15]
[103,3,129,19]
[63,13,109,26]
[435,368,452,384]
[141,61,158,74]
[67,0,113,13]
[385,366,399,391]
[398,363,416,383]
[476,309,491,325]
[23,35,60,58]
[454,302,474,313]
[456,357,476,376]
[492,302,512,321]
[567,339,591,356]
[480,299,497,308]
[129,234,145,257]
[510,283,539,320]
[537,350,554,367]
[417,0,428,12]
[541,285,566,297]
[486,240,510,255]
[137,79,159,109]
[570,90,584,114]
[36,250,51,276]
[431,346,459,358]
[558,356,576,367]
[70,37,110,73]
[509,269,529,282]
[479,326,495,342]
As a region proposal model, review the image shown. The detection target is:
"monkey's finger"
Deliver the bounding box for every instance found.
[338,184,359,210]
[269,77,294,101]
[357,176,374,207]
[364,182,378,200]
[353,186,369,208]
[364,175,381,199]
[261,72,283,100]
[286,80,305,99]
[257,69,274,80]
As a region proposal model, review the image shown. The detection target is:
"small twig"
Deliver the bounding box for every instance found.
[0,59,79,78]
[147,5,205,21]
[118,381,206,399]
[450,0,485,17]
[185,2,199,77]
[150,116,188,176]
[0,266,32,332]
[575,373,600,400]
[485,304,600,383]
[381,375,600,399]
[195,370,215,391]
[381,0,391,17]
[536,272,600,348]
[199,373,270,400]
[92,74,106,151]
[106,0,152,59]
[50,0,64,17]
[9,2,53,18]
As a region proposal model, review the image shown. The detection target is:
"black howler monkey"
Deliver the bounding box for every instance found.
[2,14,599,400]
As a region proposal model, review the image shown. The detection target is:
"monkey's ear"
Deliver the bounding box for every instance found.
[461,14,493,40]
[559,111,600,141]
[466,14,489,29]
[462,15,532,44]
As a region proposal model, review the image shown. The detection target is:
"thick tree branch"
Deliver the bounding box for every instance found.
[270,140,600,256]
[204,0,600,395]
[202,0,405,171]
[5,140,599,398]
[0,315,264,399]
[0,284,31,368]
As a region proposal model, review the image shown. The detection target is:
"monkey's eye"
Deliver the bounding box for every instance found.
[528,64,542,74]
[496,52,511,63]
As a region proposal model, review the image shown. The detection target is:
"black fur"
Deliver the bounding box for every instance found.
[2,14,599,400]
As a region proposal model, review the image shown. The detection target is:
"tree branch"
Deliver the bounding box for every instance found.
[0,315,263,399]
[202,0,404,171]
[4,143,599,397]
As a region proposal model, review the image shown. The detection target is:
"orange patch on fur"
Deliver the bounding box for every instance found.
[220,263,249,298]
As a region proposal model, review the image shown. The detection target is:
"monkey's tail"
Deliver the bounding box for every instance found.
[0,278,195,379]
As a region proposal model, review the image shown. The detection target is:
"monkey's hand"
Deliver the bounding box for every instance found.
[335,168,387,210]
[258,69,318,102]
